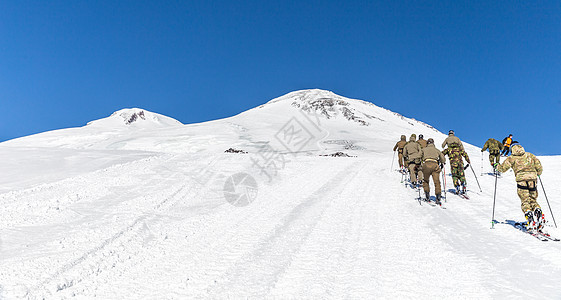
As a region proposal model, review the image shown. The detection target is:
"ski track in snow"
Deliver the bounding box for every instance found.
[0,153,226,298]
[2,151,560,298]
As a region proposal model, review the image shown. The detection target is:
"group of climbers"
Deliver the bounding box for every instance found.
[394,130,470,204]
[481,134,546,231]
[481,138,503,167]
[393,130,470,205]
[481,134,519,169]
[393,132,547,232]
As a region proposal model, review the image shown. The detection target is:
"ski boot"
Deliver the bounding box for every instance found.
[534,207,546,232]
[454,185,460,195]
[435,194,442,206]
[425,192,430,202]
[461,183,467,195]
[492,164,501,176]
[525,210,536,231]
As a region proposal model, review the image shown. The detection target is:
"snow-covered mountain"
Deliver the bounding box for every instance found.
[1,89,560,298]
[2,89,449,155]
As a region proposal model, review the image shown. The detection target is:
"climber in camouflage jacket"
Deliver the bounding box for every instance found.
[442,144,470,192]
[495,144,543,218]
[481,138,504,167]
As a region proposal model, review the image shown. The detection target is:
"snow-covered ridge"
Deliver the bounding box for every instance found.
[1,90,446,154]
[87,108,183,128]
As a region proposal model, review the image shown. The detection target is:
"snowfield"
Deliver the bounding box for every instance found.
[1,90,560,299]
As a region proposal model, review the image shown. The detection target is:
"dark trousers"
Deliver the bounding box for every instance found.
[501,146,511,156]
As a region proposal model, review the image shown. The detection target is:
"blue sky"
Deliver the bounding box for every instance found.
[1,1,560,154]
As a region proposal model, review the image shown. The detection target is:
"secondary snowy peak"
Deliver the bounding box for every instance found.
[87,108,183,128]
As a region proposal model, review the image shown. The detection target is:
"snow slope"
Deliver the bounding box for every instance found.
[1,90,560,299]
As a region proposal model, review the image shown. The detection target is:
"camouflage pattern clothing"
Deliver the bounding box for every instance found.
[442,145,470,188]
[496,145,543,182]
[420,143,446,196]
[393,135,407,168]
[403,135,423,183]
[481,138,504,166]
[496,145,543,214]
[517,181,540,213]
[442,133,464,150]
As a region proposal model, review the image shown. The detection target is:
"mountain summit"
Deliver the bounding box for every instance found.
[228,89,445,155]
[254,89,436,130]
[265,89,375,126]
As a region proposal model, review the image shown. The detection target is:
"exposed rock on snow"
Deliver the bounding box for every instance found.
[320,152,356,157]
[285,90,373,126]
[124,110,146,125]
[323,140,365,150]
[224,148,248,154]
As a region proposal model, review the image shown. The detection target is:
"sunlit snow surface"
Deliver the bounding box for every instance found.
[1,90,560,298]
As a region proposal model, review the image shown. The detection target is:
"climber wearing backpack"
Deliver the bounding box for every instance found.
[442,130,464,150]
[442,143,470,195]
[494,144,546,232]
[481,138,504,169]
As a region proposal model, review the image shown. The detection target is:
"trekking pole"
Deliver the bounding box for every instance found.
[491,170,498,229]
[538,176,558,228]
[417,185,422,205]
[442,164,447,202]
[480,152,483,176]
[391,151,396,171]
[469,164,482,192]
